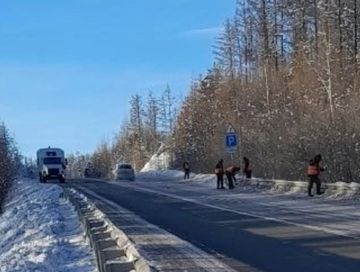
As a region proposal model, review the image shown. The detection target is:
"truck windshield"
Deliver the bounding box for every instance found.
[119,164,132,169]
[43,157,62,165]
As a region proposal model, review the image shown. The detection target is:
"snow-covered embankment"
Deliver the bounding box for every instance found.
[0,179,97,272]
[140,147,360,199]
[139,169,360,199]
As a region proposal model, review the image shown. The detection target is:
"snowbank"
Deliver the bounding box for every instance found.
[0,179,96,272]
[141,144,171,172]
[138,170,360,199]
[138,169,184,179]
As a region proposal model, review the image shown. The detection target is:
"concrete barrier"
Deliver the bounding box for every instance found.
[63,188,153,272]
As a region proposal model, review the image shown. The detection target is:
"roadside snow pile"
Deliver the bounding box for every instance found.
[0,179,96,272]
[326,181,360,199]
[139,170,360,199]
[186,173,214,184]
[138,169,184,180]
[141,143,171,171]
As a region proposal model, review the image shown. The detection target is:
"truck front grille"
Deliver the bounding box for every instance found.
[48,169,59,176]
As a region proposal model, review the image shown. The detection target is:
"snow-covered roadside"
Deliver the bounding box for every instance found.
[0,179,97,272]
[138,169,266,187]
[139,152,360,198]
[138,170,360,199]
[138,169,184,180]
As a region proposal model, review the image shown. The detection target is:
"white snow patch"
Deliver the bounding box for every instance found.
[139,168,360,200]
[138,169,184,179]
[0,179,96,272]
[141,144,171,172]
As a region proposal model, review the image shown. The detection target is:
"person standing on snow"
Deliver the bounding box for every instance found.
[225,165,241,189]
[215,159,225,189]
[243,157,252,179]
[307,154,325,197]
[183,161,190,180]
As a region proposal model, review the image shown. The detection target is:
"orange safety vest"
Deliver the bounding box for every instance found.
[307,165,319,176]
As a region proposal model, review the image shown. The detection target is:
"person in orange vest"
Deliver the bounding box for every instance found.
[215,159,225,189]
[307,154,325,197]
[225,165,241,189]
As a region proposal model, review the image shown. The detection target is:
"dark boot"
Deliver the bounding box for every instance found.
[220,177,225,189]
[315,178,323,195]
[308,177,315,196]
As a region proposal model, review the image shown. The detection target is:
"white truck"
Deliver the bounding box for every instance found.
[36,147,67,183]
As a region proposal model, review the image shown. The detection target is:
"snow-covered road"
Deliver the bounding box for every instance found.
[0,179,97,272]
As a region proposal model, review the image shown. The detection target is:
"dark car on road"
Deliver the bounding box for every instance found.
[113,163,135,181]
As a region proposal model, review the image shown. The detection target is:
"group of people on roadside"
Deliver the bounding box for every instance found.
[214,157,252,190]
[183,153,327,196]
[215,154,326,196]
[182,157,251,187]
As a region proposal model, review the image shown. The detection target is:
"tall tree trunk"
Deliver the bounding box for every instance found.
[355,0,358,63]
[261,0,270,62]
[337,0,344,62]
[274,0,279,70]
[314,0,319,53]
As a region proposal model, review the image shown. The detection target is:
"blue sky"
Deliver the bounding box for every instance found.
[0,0,235,158]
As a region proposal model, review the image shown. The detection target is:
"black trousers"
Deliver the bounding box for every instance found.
[244,170,252,179]
[217,174,224,189]
[308,175,321,195]
[184,170,190,179]
[226,174,235,189]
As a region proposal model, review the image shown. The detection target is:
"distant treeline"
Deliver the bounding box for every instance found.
[0,123,21,211]
[67,87,177,179]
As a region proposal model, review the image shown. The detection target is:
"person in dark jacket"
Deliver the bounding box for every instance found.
[243,157,252,179]
[183,161,190,180]
[225,165,241,189]
[215,159,225,189]
[307,154,325,197]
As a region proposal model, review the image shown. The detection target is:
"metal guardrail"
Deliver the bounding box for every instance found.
[63,188,152,272]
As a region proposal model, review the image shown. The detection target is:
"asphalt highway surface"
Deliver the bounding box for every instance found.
[64,178,360,272]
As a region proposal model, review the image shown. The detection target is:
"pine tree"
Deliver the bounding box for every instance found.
[0,123,19,210]
[144,91,160,155]
[159,85,176,134]
[213,19,238,79]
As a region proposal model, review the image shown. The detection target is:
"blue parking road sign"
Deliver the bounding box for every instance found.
[226,133,237,153]
[226,134,237,147]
